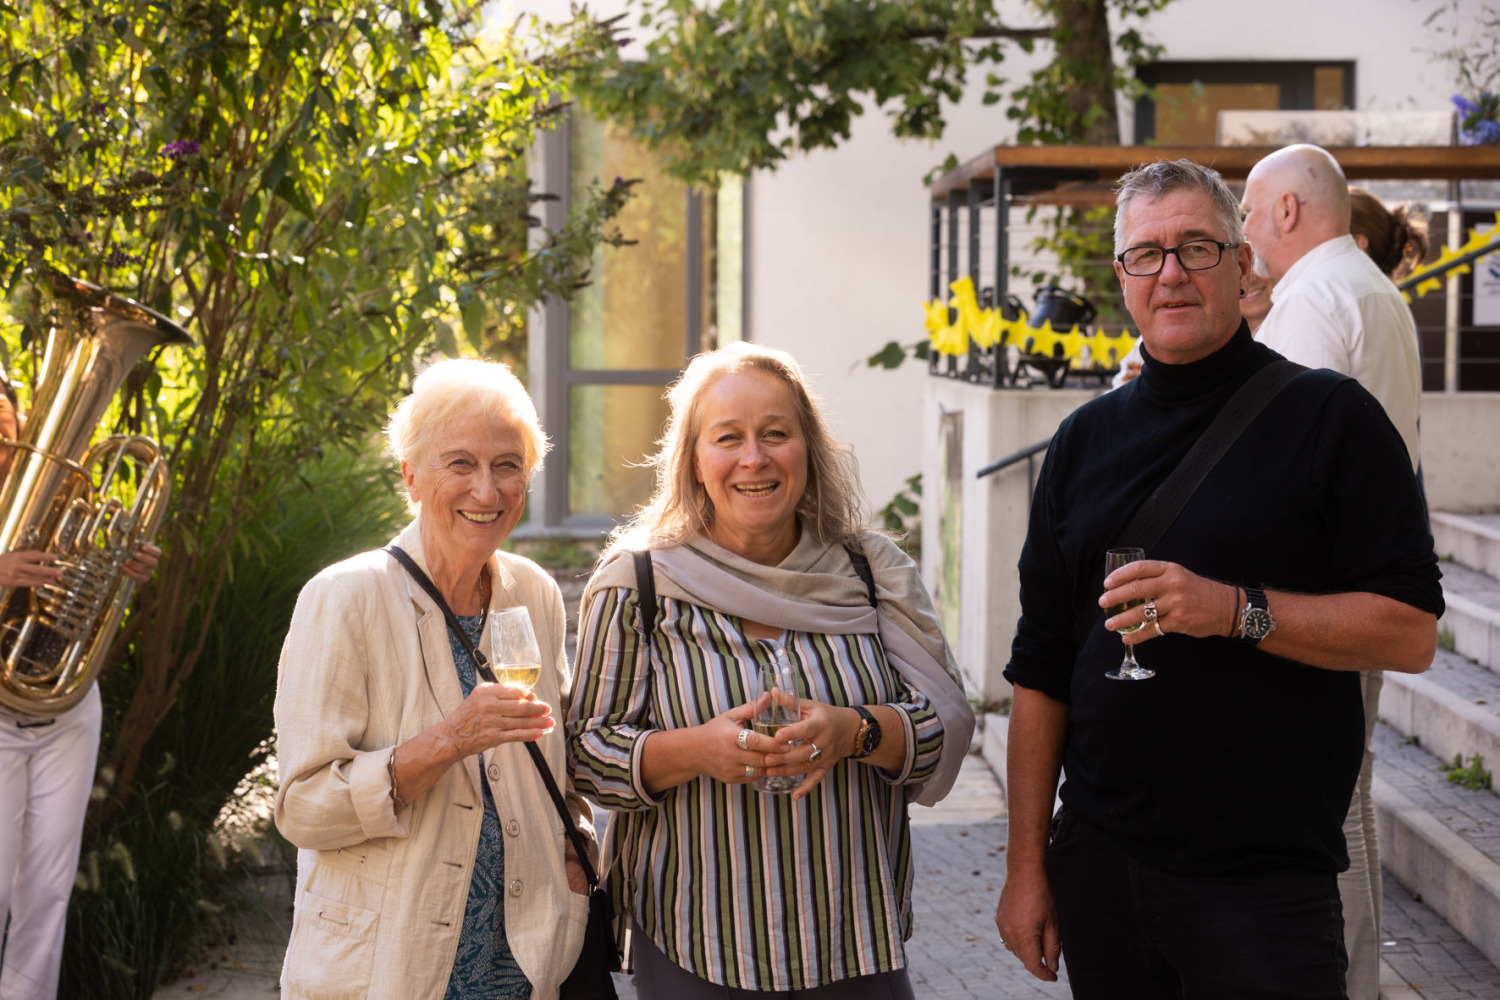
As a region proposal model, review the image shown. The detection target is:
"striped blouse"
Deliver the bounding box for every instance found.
[567,586,945,992]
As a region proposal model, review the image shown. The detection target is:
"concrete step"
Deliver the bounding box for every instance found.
[1438,559,1500,672]
[1373,719,1500,974]
[1432,510,1500,578]
[1380,646,1500,774]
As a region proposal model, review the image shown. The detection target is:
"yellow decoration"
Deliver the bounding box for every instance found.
[924,298,965,357]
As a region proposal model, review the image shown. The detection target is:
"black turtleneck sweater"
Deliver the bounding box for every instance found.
[1005,322,1444,877]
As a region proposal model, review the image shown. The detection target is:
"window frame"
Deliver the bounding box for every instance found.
[1133,61,1357,144]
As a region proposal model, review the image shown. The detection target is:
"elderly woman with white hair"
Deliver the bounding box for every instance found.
[274,359,595,1000]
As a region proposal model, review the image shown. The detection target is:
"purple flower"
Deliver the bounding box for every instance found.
[104,249,133,267]
[159,140,201,160]
[1454,94,1500,146]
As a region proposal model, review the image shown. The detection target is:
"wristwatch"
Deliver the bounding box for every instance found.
[850,706,882,759]
[1234,587,1277,646]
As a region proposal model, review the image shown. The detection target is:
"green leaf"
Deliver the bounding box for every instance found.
[866,340,908,369]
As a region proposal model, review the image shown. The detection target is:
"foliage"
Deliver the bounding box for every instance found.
[865,338,930,369]
[577,0,1174,187]
[64,452,406,998]
[1439,752,1492,793]
[1,0,628,836]
[1002,0,1172,147]
[3,3,631,994]
[877,473,922,563]
[1424,0,1500,106]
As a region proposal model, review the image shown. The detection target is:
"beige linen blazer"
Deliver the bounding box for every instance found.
[274,519,594,1000]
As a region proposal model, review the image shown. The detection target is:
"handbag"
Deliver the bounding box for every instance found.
[1074,359,1304,650]
[386,546,621,999]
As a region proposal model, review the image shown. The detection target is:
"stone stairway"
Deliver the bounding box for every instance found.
[1374,509,1500,996]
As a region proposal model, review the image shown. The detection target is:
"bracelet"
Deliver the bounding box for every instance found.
[388,747,411,811]
[1228,586,1242,639]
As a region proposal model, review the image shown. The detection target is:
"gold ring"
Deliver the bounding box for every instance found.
[744,764,756,778]
[808,743,824,763]
[1143,600,1159,622]
[737,728,751,751]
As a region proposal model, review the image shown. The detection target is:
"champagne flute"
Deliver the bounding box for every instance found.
[1104,547,1155,681]
[752,640,802,794]
[488,606,542,691]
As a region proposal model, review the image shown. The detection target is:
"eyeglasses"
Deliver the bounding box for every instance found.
[1116,240,1237,277]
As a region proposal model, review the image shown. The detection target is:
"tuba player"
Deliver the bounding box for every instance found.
[0,372,160,1000]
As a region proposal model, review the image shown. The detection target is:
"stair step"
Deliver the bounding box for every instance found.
[1373,720,1500,971]
[1439,560,1500,671]
[1433,511,1500,578]
[1380,866,1500,997]
[1381,647,1500,771]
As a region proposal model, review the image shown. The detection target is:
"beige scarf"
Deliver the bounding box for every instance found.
[583,526,974,806]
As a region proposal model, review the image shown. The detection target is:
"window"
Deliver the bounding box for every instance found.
[530,113,745,532]
[1135,62,1354,145]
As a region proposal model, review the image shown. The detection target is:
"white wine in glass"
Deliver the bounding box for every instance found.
[488,607,542,692]
[1104,548,1155,681]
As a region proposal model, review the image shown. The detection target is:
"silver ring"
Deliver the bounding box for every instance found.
[737,728,750,751]
[808,742,824,763]
[1152,619,1164,638]
[744,764,756,778]
[1142,600,1159,622]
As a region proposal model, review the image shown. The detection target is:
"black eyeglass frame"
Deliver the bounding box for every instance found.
[1115,240,1239,277]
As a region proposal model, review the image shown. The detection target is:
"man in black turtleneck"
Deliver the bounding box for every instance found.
[992,159,1443,1000]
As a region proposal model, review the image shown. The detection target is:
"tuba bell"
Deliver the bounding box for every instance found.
[0,274,191,717]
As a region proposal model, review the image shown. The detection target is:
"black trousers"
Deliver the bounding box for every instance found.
[1044,809,1348,1000]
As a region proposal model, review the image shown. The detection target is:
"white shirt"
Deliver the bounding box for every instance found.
[1255,235,1422,471]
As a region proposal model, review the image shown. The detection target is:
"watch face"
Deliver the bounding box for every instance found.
[1243,607,1274,640]
[859,724,882,756]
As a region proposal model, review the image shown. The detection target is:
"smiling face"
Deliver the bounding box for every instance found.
[403,411,529,575]
[1114,187,1252,366]
[1240,268,1274,331]
[693,370,809,565]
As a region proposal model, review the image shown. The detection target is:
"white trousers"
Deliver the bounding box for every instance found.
[0,685,100,1000]
[1338,670,1383,1000]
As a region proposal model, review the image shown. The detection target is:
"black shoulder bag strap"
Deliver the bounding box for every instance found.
[1073,359,1304,650]
[843,544,878,608]
[385,546,603,895]
[631,550,657,635]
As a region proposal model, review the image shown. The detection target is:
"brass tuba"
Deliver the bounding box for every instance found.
[0,274,191,717]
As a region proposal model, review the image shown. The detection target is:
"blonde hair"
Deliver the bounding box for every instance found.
[607,342,866,556]
[385,358,549,510]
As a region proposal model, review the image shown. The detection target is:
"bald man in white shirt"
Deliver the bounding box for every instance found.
[1241,143,1424,1000]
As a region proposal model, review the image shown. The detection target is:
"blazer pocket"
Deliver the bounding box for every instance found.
[283,888,380,998]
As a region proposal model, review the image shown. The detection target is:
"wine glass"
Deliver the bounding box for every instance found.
[752,640,802,794]
[488,607,542,691]
[1104,547,1155,681]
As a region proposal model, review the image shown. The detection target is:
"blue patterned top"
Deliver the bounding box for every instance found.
[443,612,532,1000]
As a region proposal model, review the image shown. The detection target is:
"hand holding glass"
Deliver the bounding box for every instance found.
[1104,548,1155,681]
[488,607,542,691]
[752,641,801,794]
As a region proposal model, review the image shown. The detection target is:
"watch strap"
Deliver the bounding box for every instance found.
[851,705,877,758]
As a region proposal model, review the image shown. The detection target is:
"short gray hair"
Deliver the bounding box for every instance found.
[385,358,549,509]
[1114,159,1245,254]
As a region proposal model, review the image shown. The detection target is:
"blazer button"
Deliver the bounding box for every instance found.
[506,819,520,837]
[508,879,524,897]
[487,763,501,781]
